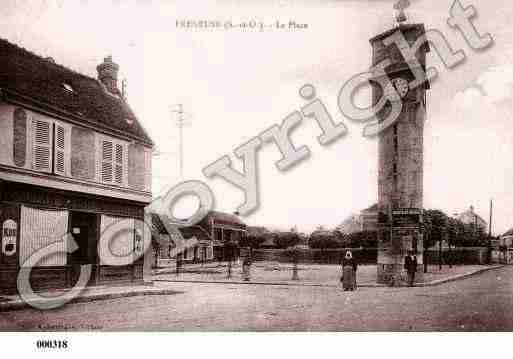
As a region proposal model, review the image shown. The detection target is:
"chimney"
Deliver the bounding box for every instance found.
[97,55,119,94]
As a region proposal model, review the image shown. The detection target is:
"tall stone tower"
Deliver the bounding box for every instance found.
[370,9,430,285]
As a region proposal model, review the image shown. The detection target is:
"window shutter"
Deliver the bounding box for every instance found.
[101,140,113,183]
[144,148,152,192]
[114,143,123,184]
[32,119,52,172]
[54,124,66,175]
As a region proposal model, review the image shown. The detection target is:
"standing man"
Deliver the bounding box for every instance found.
[404,250,418,287]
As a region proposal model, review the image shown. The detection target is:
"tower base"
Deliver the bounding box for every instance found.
[376,225,423,286]
[376,262,424,286]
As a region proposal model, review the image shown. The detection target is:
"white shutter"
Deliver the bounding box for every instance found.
[99,215,134,265]
[19,206,68,267]
[101,140,113,183]
[53,124,66,175]
[32,119,52,172]
[114,143,123,184]
[144,148,152,192]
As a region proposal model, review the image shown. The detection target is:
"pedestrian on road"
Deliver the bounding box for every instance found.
[404,250,418,287]
[341,250,357,291]
[242,256,252,281]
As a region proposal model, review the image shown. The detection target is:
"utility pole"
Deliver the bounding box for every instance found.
[121,79,127,101]
[438,228,442,271]
[172,104,190,179]
[489,198,493,264]
[489,199,493,237]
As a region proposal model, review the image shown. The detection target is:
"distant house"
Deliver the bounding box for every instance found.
[149,213,214,265]
[201,211,247,261]
[501,228,513,247]
[456,206,487,232]
[0,38,153,293]
[361,204,379,232]
[336,214,363,235]
[336,204,379,235]
[149,211,247,263]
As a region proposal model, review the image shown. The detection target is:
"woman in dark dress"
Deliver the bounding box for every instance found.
[341,250,357,291]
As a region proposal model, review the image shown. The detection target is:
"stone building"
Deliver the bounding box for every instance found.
[361,204,379,232]
[337,204,379,235]
[0,38,153,293]
[370,21,430,285]
[336,214,363,235]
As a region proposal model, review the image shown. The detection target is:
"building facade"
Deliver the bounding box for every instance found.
[149,211,247,265]
[337,204,379,235]
[199,211,247,262]
[371,22,430,285]
[0,39,153,293]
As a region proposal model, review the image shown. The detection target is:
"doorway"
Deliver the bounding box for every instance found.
[69,211,98,265]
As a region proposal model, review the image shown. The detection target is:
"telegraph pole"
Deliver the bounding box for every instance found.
[489,198,493,264]
[489,199,493,237]
[172,104,190,179]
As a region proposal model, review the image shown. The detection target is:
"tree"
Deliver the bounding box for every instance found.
[423,209,448,249]
[274,231,301,249]
[423,209,490,248]
[345,231,377,248]
[242,226,273,248]
[309,230,346,249]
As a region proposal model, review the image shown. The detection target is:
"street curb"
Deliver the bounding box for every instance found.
[0,287,182,313]
[414,264,504,287]
[154,279,383,288]
[154,265,506,289]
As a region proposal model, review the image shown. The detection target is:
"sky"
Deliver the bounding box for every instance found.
[1,0,512,234]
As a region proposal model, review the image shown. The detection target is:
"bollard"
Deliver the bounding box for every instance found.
[176,257,181,276]
[242,257,251,281]
[227,260,232,279]
[292,260,299,281]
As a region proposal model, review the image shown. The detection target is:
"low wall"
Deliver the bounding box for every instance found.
[424,247,489,265]
[250,248,377,265]
[247,247,490,266]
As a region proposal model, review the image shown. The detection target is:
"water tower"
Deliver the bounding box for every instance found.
[370,1,430,285]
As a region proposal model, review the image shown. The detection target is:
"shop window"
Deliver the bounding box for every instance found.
[19,206,68,267]
[99,215,134,265]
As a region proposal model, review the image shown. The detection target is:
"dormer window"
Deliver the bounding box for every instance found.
[62,83,75,93]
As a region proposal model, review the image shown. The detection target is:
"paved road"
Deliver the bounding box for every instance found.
[0,266,511,331]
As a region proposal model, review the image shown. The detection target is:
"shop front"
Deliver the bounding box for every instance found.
[0,181,150,294]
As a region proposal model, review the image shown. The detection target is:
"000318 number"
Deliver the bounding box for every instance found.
[36,340,68,349]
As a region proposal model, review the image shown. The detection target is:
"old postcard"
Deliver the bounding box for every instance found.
[0,0,512,352]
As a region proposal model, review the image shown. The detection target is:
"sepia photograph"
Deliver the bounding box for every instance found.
[0,0,512,352]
